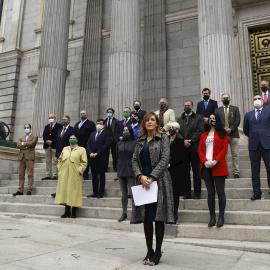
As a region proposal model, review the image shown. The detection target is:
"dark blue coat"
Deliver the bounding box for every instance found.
[42,122,62,149]
[243,108,270,150]
[74,119,96,148]
[196,99,218,118]
[86,130,111,160]
[131,109,147,123]
[115,118,132,140]
[55,126,74,158]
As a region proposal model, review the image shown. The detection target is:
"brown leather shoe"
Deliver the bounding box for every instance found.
[12,191,23,196]
[98,193,103,198]
[27,191,32,195]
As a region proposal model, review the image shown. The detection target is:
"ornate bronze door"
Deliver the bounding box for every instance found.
[250,29,270,95]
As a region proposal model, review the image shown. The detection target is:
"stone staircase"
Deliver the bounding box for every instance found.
[1,142,270,253]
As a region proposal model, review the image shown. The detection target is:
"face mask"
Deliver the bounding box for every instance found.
[160,103,166,109]
[62,120,68,126]
[203,95,209,101]
[262,86,268,92]
[69,139,78,145]
[107,113,113,118]
[134,105,140,111]
[25,129,30,135]
[49,119,54,124]
[80,115,87,120]
[131,117,137,124]
[184,107,192,114]
[124,113,130,118]
[223,99,230,106]
[123,131,130,139]
[254,100,263,108]
[96,124,104,131]
[169,129,176,136]
[209,119,216,126]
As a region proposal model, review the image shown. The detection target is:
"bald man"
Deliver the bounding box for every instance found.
[42,114,62,180]
[260,80,270,109]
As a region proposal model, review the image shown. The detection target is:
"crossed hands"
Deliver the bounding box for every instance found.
[141,175,153,191]
[90,153,98,158]
[204,160,218,168]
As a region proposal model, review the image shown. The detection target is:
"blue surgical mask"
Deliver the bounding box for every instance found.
[107,113,113,118]
[25,129,30,134]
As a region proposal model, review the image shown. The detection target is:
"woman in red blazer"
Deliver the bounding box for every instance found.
[198,113,229,228]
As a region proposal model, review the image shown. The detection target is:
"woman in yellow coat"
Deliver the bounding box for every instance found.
[55,134,87,218]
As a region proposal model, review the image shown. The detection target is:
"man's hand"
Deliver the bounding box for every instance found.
[90,153,95,158]
[225,128,232,134]
[54,157,58,162]
[46,140,52,146]
[119,137,123,141]
[203,117,209,124]
[184,140,191,148]
[167,164,170,168]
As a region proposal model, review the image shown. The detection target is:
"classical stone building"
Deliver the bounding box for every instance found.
[0,0,270,140]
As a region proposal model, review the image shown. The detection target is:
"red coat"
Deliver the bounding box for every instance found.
[198,131,229,177]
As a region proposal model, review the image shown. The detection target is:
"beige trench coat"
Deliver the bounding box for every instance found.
[55,146,87,207]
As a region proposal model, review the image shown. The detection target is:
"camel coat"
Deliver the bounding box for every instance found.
[55,146,87,207]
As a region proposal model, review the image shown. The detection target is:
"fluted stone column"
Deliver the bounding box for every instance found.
[108,0,141,119]
[33,0,71,136]
[198,0,238,103]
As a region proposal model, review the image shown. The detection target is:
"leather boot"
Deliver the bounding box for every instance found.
[216,217,224,228]
[61,205,71,218]
[71,207,77,218]
[208,216,216,227]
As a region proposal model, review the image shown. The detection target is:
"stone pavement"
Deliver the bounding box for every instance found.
[0,214,269,270]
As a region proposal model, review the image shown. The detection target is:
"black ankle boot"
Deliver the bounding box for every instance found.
[149,250,162,266]
[143,248,154,265]
[216,217,224,228]
[118,213,127,222]
[208,216,216,227]
[71,207,77,218]
[61,205,71,218]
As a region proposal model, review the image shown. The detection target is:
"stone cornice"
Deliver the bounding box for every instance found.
[0,49,23,61]
[0,146,42,161]
[166,7,198,24]
[232,0,270,8]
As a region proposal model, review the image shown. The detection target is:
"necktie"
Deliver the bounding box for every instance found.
[264,93,268,104]
[107,118,111,130]
[204,101,208,111]
[49,124,52,132]
[95,131,100,141]
[123,119,127,127]
[256,110,261,122]
[225,106,229,128]
[60,128,66,139]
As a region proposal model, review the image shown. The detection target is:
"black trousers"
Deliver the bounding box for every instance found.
[83,151,90,178]
[202,166,226,219]
[90,157,107,195]
[185,151,201,196]
[106,141,117,171]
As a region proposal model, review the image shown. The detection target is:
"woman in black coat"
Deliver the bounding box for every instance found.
[167,122,189,223]
[116,125,136,222]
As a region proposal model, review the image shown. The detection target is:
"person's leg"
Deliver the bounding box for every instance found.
[190,151,201,196]
[154,221,164,253]
[118,177,128,214]
[45,147,52,177]
[214,177,226,219]
[18,159,26,193]
[111,142,117,172]
[260,147,270,189]
[90,159,99,195]
[98,159,107,195]
[249,148,262,195]
[172,180,180,222]
[26,159,34,192]
[143,221,154,263]
[184,152,192,198]
[229,137,240,176]
[51,148,57,177]
[83,150,90,178]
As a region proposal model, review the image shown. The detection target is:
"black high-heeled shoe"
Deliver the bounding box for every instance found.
[143,249,154,265]
[71,207,77,218]
[208,216,216,227]
[149,250,162,266]
[216,218,224,228]
[61,205,71,218]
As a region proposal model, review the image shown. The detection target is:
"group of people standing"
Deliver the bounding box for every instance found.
[12,80,270,266]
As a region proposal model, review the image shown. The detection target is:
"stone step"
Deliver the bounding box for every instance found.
[33,166,115,173]
[227,161,265,170]
[228,169,267,178]
[177,223,270,242]
[178,210,270,226]
[226,155,250,162]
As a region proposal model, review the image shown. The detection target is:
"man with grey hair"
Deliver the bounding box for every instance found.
[260,80,270,109]
[155,98,175,133]
[215,93,241,178]
[177,100,204,199]
[116,107,132,141]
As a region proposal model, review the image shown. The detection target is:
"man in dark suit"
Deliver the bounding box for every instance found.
[42,114,62,180]
[13,124,38,196]
[131,100,147,123]
[105,108,119,172]
[196,88,218,131]
[74,110,96,179]
[243,95,270,200]
[215,93,241,178]
[260,80,270,109]
[115,107,132,141]
[87,119,111,198]
[177,100,204,199]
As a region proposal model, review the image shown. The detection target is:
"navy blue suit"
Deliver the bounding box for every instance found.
[243,108,270,195]
[115,118,132,140]
[87,130,111,195]
[74,119,96,178]
[55,126,74,158]
[196,99,218,131]
[261,92,270,109]
[131,109,147,123]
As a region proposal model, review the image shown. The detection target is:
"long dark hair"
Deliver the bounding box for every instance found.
[124,125,135,140]
[212,113,227,138]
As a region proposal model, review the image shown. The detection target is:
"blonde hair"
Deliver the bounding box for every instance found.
[138,112,163,137]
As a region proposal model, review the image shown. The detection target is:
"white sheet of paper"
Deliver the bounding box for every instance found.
[131,181,158,206]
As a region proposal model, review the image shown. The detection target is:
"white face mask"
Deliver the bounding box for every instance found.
[49,119,55,124]
[96,124,104,131]
[254,100,263,109]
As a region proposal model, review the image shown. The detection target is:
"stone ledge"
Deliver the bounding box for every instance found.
[0,146,44,161]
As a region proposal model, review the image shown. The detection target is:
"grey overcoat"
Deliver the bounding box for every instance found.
[130,132,175,224]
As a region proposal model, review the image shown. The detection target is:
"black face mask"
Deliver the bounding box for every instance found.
[203,95,209,101]
[223,99,230,106]
[169,129,176,136]
[131,117,138,124]
[262,86,268,92]
[209,119,216,126]
[134,105,140,111]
